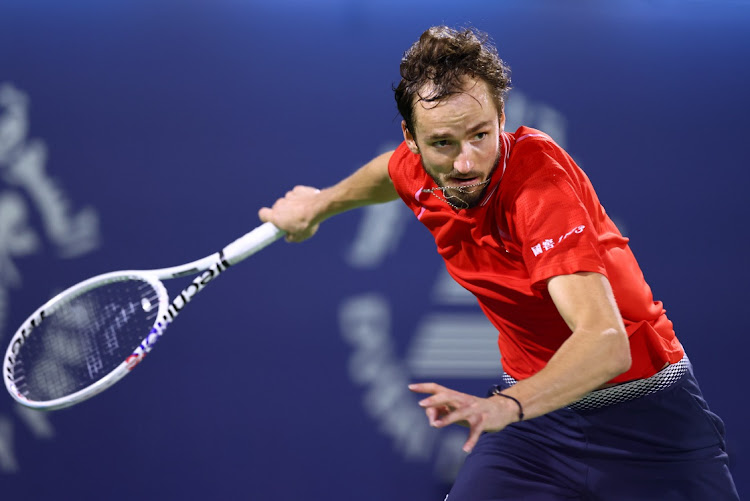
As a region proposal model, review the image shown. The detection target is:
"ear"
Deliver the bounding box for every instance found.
[499,111,506,132]
[401,121,420,154]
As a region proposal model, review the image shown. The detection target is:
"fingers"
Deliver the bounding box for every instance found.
[424,400,472,428]
[258,205,295,242]
[410,382,516,456]
[425,407,439,426]
[412,383,471,427]
[408,382,446,395]
[258,207,271,223]
[425,399,486,453]
[409,382,501,454]
[424,405,455,427]
[463,425,484,453]
[414,386,465,412]
[258,206,292,241]
[257,186,321,242]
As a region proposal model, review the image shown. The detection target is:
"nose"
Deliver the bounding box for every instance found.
[453,143,474,174]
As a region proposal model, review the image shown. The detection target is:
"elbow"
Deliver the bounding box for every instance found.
[605,327,632,379]
[612,349,632,379]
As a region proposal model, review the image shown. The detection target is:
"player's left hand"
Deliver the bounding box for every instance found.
[409,382,517,453]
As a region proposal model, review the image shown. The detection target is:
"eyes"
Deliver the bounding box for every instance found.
[431,132,488,149]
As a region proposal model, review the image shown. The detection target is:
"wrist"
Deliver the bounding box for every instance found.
[309,187,337,226]
[311,185,353,225]
[490,387,524,423]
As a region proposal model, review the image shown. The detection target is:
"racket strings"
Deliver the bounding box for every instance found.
[14,279,163,402]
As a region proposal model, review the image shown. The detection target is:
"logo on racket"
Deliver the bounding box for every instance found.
[125,322,165,370]
[124,257,231,371]
[4,309,46,381]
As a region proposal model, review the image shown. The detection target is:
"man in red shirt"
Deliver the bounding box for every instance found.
[259,26,737,500]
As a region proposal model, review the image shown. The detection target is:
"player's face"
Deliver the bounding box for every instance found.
[402,77,503,209]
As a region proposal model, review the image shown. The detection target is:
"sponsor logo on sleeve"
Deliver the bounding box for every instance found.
[530,225,585,257]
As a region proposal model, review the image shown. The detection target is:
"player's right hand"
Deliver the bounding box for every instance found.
[258,185,323,243]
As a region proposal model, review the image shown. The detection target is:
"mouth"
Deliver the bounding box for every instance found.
[447,176,481,187]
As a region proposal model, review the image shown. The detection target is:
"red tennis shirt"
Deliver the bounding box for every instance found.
[388,126,684,383]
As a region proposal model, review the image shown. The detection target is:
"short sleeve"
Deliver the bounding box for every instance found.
[509,152,606,287]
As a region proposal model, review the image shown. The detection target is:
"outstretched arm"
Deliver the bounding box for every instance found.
[258,150,398,242]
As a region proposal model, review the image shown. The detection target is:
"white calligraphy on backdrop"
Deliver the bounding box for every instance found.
[0,83,101,473]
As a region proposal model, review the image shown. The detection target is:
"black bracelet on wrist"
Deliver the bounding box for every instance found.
[491,387,524,422]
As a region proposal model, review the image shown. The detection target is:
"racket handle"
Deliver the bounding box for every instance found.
[223,222,285,265]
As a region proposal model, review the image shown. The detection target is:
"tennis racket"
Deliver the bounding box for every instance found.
[3,222,284,411]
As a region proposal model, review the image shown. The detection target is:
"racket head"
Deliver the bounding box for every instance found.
[3,271,169,410]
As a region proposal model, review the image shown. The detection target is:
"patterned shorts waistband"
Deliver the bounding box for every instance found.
[501,354,690,411]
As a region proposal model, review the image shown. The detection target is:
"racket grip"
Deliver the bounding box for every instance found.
[223,222,285,265]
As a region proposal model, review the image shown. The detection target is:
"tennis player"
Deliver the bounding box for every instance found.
[259,26,738,500]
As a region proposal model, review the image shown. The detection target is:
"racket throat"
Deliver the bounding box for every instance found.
[125,257,231,371]
[168,257,230,318]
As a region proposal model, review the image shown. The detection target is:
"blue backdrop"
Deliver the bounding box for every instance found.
[0,1,748,499]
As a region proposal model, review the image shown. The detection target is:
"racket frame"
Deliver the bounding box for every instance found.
[3,222,283,410]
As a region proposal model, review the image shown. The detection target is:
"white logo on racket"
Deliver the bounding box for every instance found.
[124,257,231,371]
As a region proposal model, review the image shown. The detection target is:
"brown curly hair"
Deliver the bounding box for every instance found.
[394,26,512,135]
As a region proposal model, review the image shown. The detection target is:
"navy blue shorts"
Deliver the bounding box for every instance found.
[447,360,738,500]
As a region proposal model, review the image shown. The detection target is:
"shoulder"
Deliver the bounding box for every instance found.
[509,127,570,168]
[513,126,558,148]
[500,128,576,198]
